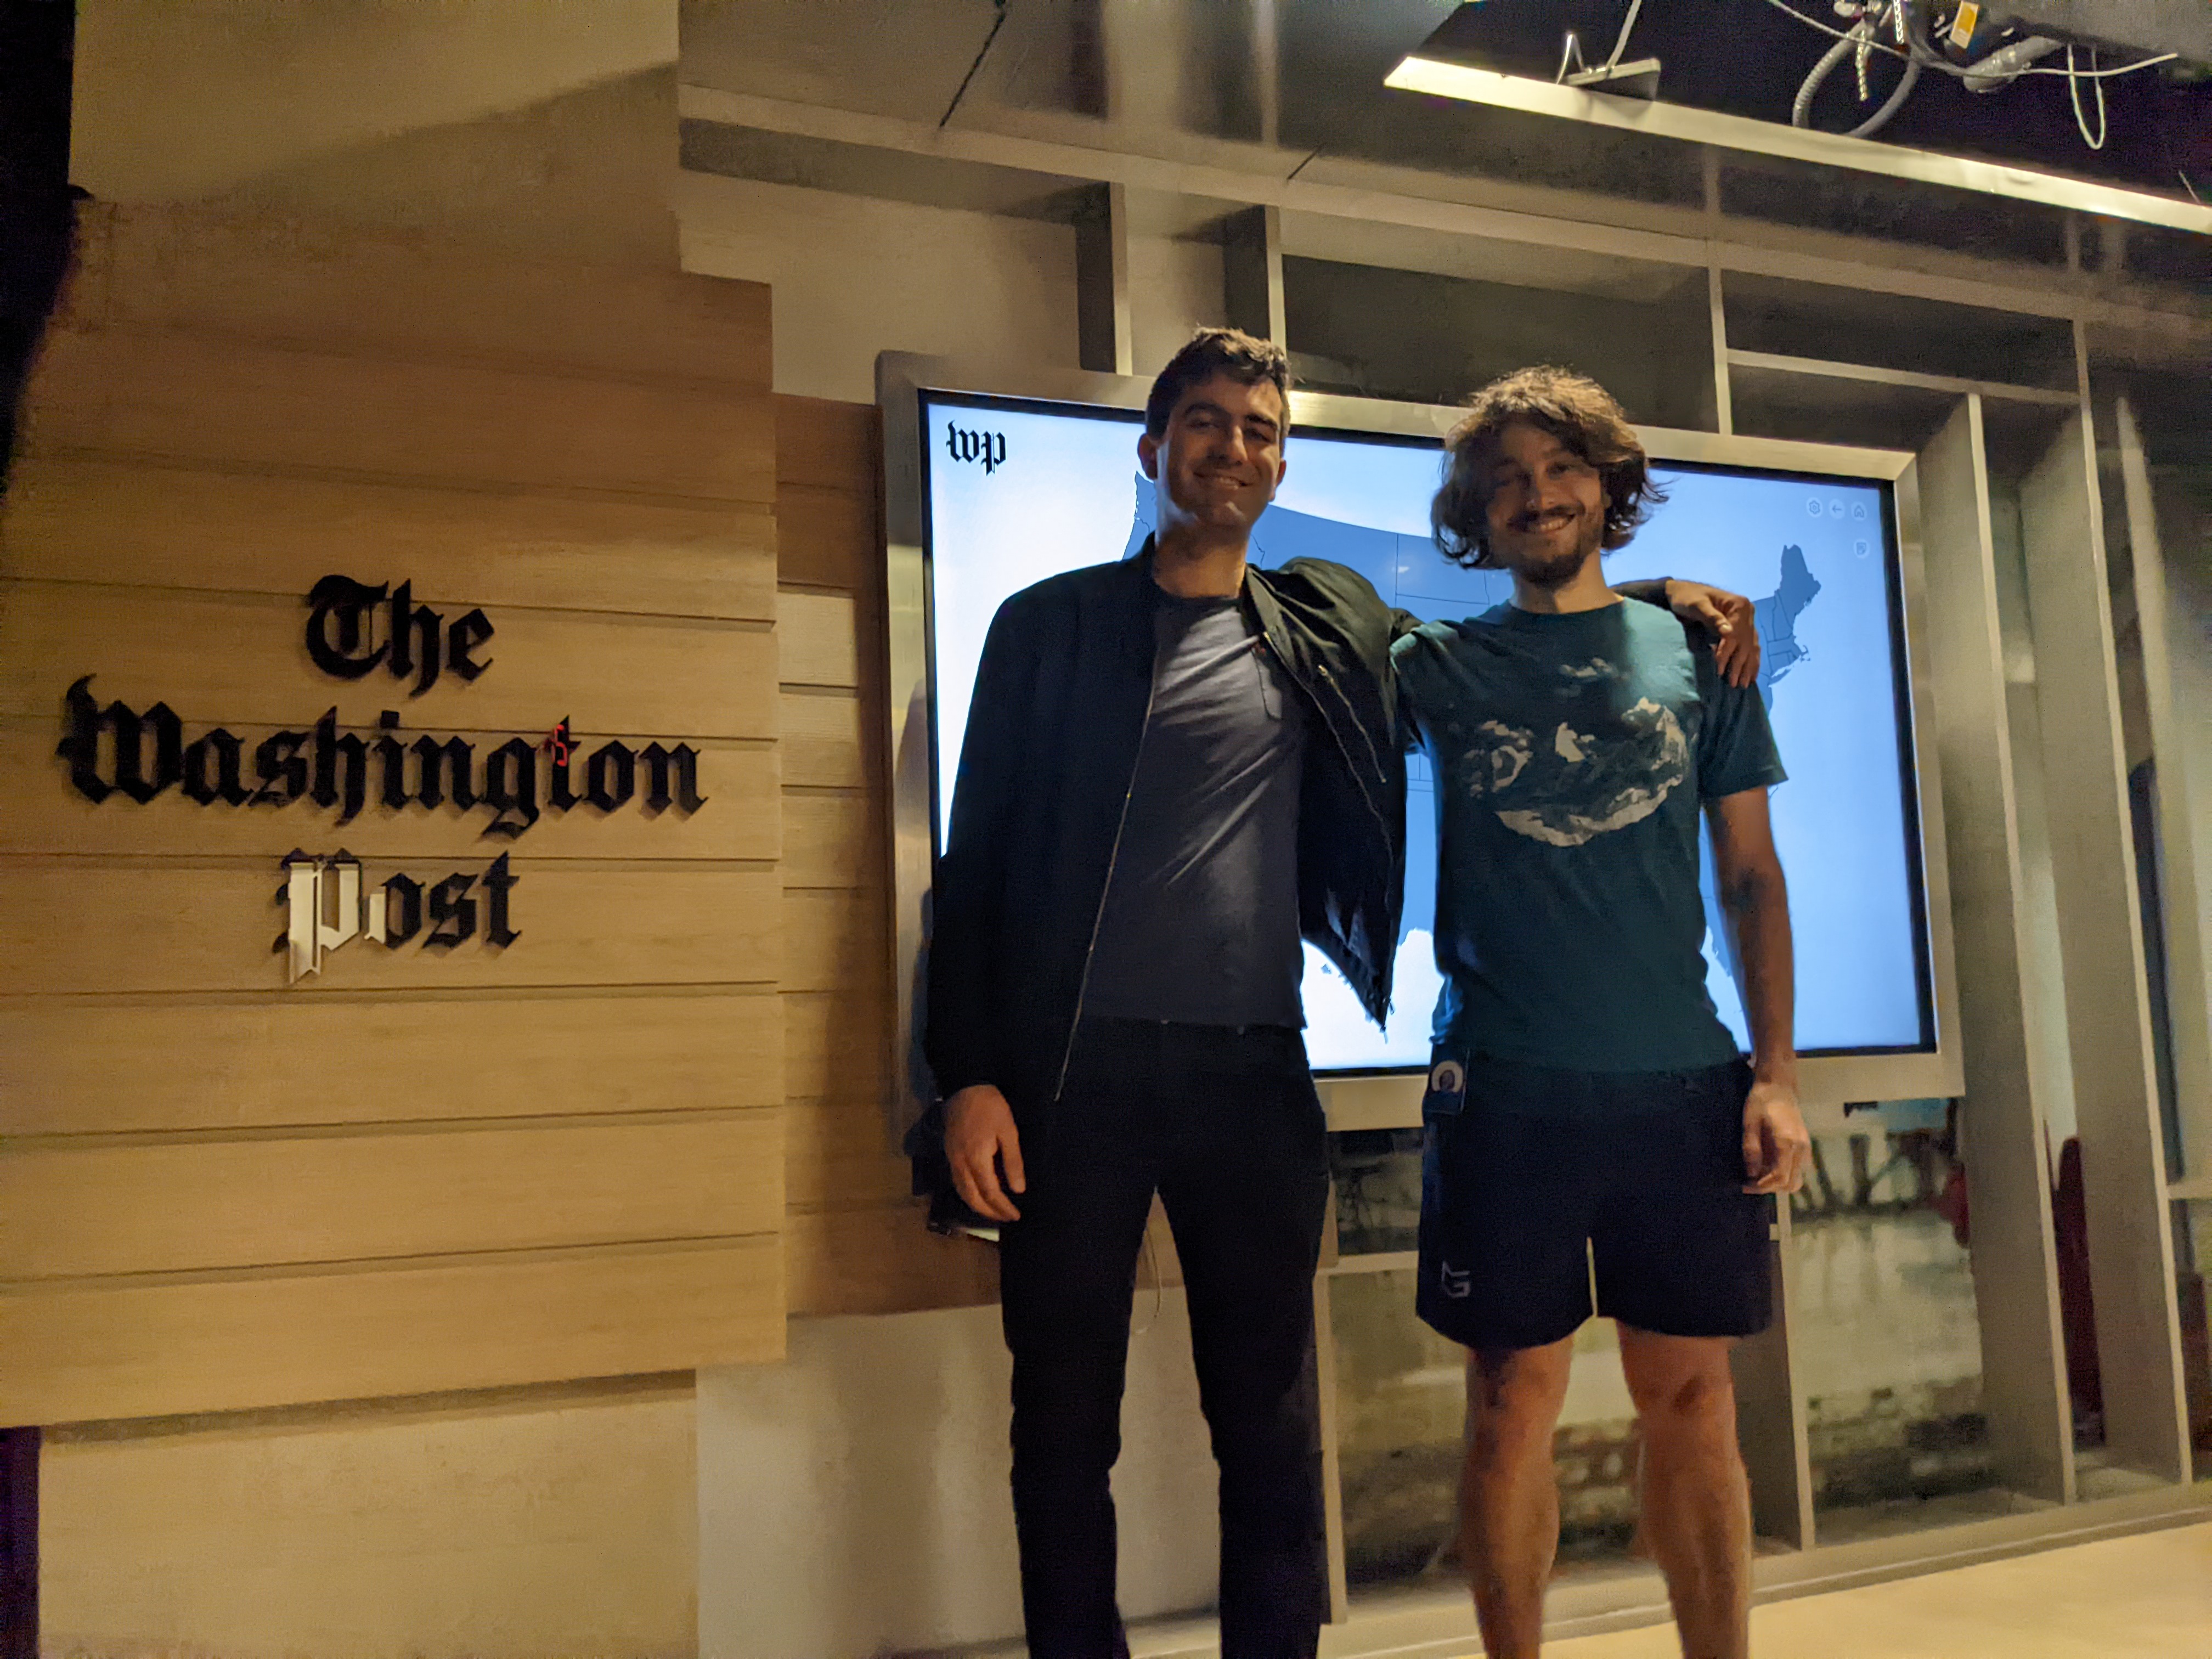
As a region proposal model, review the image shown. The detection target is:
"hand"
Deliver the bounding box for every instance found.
[1664,580,1762,690]
[1741,1077,1810,1195]
[945,1084,1025,1223]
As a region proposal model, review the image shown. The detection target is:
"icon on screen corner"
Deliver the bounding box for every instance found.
[1828,499,1846,518]
[1805,498,1824,517]
[946,424,1008,475]
[1854,539,1871,558]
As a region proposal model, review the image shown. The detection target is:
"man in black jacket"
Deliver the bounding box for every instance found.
[920,330,1757,1659]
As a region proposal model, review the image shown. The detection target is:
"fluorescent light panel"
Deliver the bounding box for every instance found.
[1386,54,2212,238]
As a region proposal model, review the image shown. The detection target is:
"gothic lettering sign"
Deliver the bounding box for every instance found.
[945,423,1007,475]
[58,574,710,982]
[279,849,518,983]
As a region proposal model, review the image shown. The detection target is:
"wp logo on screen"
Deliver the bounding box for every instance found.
[945,425,1008,475]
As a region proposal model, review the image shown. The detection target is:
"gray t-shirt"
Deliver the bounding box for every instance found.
[1082,589,1308,1028]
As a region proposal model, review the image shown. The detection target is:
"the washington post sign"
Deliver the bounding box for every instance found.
[57,575,707,983]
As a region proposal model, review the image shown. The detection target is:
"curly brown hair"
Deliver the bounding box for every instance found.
[1431,366,1664,570]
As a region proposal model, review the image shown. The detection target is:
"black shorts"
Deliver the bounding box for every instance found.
[1415,1054,1774,1351]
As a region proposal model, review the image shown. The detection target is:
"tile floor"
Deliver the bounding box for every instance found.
[1540,1520,2212,1658]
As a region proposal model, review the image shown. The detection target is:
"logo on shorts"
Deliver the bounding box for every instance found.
[1440,1261,1471,1299]
[1424,1057,1468,1120]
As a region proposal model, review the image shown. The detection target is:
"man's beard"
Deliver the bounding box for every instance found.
[1506,517,1604,589]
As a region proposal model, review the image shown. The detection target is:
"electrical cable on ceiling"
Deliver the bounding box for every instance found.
[1790,1,1925,138]
[1758,0,2175,79]
[2018,52,2174,77]
[2068,44,2109,149]
[1602,0,1645,69]
[1961,36,2062,93]
[1556,30,1588,82]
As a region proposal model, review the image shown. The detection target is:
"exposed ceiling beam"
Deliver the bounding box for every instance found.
[675,82,2212,343]
[1384,56,2212,240]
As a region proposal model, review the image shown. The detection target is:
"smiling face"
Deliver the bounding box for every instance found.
[1138,371,1288,538]
[1481,418,1609,590]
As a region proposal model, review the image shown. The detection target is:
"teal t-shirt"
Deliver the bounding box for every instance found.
[1392,598,1787,1073]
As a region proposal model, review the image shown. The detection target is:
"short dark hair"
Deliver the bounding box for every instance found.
[1143,327,1290,439]
[1431,366,1664,569]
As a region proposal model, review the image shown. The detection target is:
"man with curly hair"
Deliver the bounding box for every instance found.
[1397,366,1809,1659]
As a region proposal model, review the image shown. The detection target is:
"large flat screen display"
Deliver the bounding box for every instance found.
[922,390,1933,1073]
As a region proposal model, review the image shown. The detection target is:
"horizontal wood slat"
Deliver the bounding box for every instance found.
[780,885,887,996]
[1,458,778,622]
[775,487,878,591]
[784,989,893,1105]
[0,862,781,996]
[84,206,774,391]
[777,590,861,689]
[0,721,775,861]
[775,396,879,492]
[778,690,867,789]
[1,1237,783,1424]
[785,1206,996,1319]
[784,1096,910,1212]
[3,1111,783,1280]
[22,329,776,505]
[0,582,778,741]
[0,989,783,1137]
[780,789,879,890]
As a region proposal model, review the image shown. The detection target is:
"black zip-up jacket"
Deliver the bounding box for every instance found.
[910,543,1672,1201]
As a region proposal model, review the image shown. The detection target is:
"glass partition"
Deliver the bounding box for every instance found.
[1792,1102,2012,1539]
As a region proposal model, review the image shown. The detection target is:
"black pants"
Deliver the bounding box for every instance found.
[998,1018,1331,1659]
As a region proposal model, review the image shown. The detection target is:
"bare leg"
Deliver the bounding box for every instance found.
[1458,1338,1575,1659]
[1617,1328,1751,1659]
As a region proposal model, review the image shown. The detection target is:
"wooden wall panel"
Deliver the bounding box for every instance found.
[83,205,775,391]
[783,988,893,1105]
[0,1238,782,1426]
[3,1111,782,1279]
[780,790,880,889]
[783,1096,915,1212]
[783,1209,998,1319]
[0,583,779,740]
[777,590,860,690]
[0,989,783,1137]
[23,329,775,505]
[772,394,997,1319]
[0,862,781,996]
[0,721,776,861]
[775,394,879,491]
[0,206,789,1418]
[776,489,878,590]
[780,690,867,789]
[779,885,888,998]
[3,459,778,622]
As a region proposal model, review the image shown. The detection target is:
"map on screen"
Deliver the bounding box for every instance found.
[923,392,1931,1071]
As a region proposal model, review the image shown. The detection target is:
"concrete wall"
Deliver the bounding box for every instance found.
[677,172,1082,402]
[698,1301,1221,1659]
[42,1381,698,1659]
